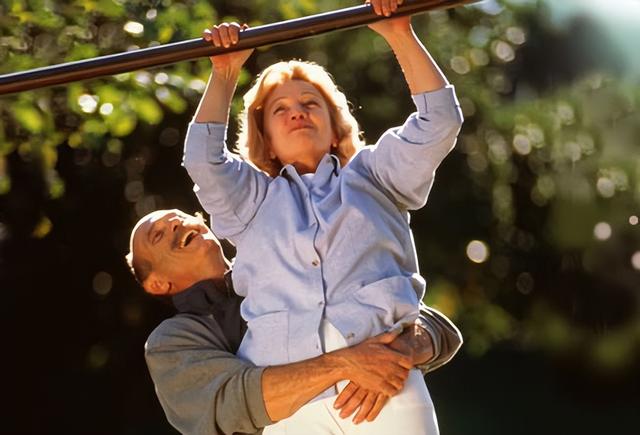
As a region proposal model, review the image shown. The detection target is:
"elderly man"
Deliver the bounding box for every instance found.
[128,209,462,435]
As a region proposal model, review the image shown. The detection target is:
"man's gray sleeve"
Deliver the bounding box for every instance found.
[416,302,463,374]
[144,314,273,435]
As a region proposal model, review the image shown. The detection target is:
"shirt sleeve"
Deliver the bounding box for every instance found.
[145,314,273,435]
[353,85,463,210]
[182,122,270,240]
[414,301,463,374]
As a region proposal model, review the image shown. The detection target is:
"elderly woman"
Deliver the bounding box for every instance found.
[181,1,463,433]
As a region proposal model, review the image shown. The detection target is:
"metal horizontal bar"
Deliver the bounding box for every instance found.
[0,0,476,95]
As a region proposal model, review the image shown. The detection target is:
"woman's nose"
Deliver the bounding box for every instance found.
[290,104,307,119]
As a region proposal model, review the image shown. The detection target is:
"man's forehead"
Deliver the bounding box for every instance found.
[139,208,189,226]
[131,209,181,246]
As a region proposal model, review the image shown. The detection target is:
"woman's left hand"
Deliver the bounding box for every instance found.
[366,0,412,38]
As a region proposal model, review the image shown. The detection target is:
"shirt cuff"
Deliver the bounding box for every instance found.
[415,316,440,368]
[183,121,228,166]
[245,367,275,427]
[411,85,460,118]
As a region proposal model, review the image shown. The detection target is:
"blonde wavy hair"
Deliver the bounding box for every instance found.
[236,60,365,177]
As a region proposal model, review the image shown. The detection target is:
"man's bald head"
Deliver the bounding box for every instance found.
[126,209,229,295]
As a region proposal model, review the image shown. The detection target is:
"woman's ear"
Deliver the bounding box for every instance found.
[264,134,277,159]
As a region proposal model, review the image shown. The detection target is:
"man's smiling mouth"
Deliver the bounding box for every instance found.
[180,230,198,248]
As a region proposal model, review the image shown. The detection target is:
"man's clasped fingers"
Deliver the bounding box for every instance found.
[333,382,391,424]
[336,383,368,419]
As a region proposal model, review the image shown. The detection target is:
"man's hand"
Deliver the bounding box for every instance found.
[333,383,389,424]
[333,330,412,397]
[388,323,435,366]
[332,323,435,423]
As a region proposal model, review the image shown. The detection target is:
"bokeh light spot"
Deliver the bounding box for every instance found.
[512,134,531,155]
[596,177,615,198]
[135,72,152,86]
[468,25,491,47]
[32,216,52,238]
[87,344,109,370]
[154,72,169,85]
[99,103,113,115]
[466,240,490,263]
[189,79,207,93]
[93,271,113,296]
[123,21,144,36]
[0,222,9,241]
[469,48,489,66]
[632,252,640,270]
[450,56,471,75]
[125,180,144,202]
[493,40,515,62]
[593,222,612,241]
[78,94,98,113]
[629,215,638,225]
[516,272,534,294]
[159,127,180,147]
[505,26,526,45]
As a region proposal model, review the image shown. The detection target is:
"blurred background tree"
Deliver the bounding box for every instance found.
[1,0,638,433]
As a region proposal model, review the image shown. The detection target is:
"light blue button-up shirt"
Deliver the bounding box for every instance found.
[183,85,463,366]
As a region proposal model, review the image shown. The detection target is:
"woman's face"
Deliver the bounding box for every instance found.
[262,79,336,174]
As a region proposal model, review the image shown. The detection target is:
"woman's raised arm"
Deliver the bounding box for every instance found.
[194,22,253,124]
[367,1,448,95]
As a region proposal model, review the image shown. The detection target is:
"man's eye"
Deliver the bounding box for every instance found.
[153,231,163,244]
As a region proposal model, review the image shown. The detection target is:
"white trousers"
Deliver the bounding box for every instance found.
[263,320,439,435]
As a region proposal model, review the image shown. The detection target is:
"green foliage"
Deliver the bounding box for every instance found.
[1,0,638,376]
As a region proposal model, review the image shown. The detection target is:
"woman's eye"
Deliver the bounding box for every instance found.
[273,106,284,114]
[304,101,318,107]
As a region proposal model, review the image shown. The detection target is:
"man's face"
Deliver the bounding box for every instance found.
[130,209,227,295]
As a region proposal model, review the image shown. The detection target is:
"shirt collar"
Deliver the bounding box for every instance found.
[171,270,234,315]
[278,153,341,179]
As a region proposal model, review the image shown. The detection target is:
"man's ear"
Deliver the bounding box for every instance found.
[143,272,172,295]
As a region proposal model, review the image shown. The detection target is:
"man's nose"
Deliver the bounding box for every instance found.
[168,217,182,232]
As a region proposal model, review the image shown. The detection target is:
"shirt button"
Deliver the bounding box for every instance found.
[345,332,355,340]
[318,301,324,307]
[311,259,319,267]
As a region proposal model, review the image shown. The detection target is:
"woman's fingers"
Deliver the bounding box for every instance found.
[203,27,222,47]
[229,22,241,44]
[217,23,232,48]
[368,0,403,17]
[203,22,243,48]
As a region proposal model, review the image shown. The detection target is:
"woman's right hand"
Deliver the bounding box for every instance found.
[203,22,254,74]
